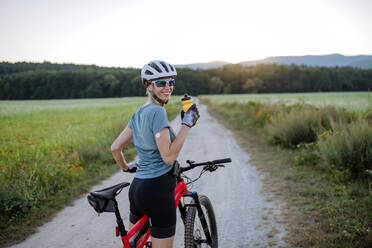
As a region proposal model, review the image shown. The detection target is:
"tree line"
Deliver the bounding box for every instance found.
[1,62,371,99]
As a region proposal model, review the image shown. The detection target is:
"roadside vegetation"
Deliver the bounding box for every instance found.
[0,97,180,247]
[201,95,372,248]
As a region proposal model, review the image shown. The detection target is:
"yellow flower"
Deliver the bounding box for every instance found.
[319,131,329,137]
[70,165,83,174]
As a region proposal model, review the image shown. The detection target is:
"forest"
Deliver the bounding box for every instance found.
[1,61,372,99]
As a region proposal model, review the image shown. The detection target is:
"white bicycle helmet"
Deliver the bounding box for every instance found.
[141,60,177,85]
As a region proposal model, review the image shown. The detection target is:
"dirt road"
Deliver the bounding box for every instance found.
[10,100,286,248]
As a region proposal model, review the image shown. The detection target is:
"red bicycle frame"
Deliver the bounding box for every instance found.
[117,179,188,247]
[90,158,232,247]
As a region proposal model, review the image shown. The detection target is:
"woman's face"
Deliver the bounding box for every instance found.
[149,77,174,103]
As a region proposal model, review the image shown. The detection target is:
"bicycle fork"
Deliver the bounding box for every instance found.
[183,192,213,245]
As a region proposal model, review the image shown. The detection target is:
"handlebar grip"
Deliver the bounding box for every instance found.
[212,158,232,164]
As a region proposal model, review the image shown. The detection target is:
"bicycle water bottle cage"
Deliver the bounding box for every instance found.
[87,182,130,213]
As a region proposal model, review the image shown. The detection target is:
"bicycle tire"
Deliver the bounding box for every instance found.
[184,195,218,248]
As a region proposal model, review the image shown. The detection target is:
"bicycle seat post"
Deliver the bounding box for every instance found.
[113,200,127,237]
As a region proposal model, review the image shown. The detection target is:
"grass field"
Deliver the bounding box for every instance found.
[0,96,180,246]
[2,92,370,247]
[0,97,146,115]
[201,92,372,110]
[201,93,372,248]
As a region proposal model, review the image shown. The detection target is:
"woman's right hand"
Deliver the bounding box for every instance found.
[181,104,200,127]
[123,161,137,173]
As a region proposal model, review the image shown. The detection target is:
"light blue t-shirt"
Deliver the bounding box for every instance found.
[128,104,176,179]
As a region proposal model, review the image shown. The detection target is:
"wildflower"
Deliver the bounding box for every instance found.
[319,130,329,137]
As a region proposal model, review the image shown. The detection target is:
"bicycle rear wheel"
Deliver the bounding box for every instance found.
[184,195,218,248]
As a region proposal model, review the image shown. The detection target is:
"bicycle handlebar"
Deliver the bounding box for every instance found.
[124,158,232,175]
[211,158,232,164]
[179,157,232,173]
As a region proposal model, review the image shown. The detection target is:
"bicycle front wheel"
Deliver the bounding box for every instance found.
[184,195,218,248]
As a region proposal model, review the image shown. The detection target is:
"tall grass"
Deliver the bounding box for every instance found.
[203,97,371,175]
[210,101,285,130]
[266,107,322,148]
[265,105,354,148]
[201,96,372,248]
[318,119,372,175]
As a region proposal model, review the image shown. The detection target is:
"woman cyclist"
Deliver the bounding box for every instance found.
[111,60,200,248]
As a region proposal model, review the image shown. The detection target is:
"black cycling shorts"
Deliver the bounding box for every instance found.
[128,170,176,239]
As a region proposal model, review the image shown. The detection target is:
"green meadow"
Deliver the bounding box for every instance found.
[0,97,146,115]
[202,92,371,110]
[0,97,180,246]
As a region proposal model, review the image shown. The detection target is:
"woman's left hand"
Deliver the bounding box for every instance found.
[181,104,200,127]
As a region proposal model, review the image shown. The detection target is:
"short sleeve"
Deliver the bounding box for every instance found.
[151,107,170,134]
[127,115,134,129]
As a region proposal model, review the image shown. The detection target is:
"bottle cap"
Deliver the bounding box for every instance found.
[181,94,191,101]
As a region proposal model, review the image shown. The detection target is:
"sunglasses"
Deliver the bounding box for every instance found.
[151,78,175,87]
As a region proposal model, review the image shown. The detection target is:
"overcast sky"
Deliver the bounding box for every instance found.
[0,0,371,68]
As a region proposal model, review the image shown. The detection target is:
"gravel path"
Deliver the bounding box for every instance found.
[10,100,286,248]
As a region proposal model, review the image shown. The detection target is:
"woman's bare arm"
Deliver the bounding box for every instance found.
[155,125,190,165]
[111,127,133,171]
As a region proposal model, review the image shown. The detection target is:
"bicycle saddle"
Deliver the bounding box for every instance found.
[90,182,130,200]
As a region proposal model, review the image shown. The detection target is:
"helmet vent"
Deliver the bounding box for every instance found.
[160,62,169,73]
[141,60,176,82]
[149,62,162,73]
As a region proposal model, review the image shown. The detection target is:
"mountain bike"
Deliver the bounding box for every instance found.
[87,158,231,248]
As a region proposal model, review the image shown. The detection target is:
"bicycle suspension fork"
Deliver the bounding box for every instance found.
[184,192,213,245]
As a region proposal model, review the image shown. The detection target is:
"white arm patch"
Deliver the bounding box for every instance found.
[155,132,161,138]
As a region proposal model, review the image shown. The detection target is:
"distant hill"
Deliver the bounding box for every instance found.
[176,54,372,70]
[175,60,231,70]
[347,59,372,69]
[240,54,372,68]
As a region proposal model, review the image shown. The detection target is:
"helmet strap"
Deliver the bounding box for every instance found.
[148,89,168,106]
